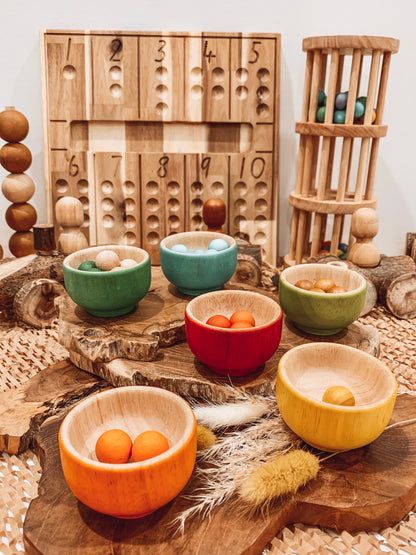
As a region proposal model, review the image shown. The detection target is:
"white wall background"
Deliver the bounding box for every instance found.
[0,0,414,259]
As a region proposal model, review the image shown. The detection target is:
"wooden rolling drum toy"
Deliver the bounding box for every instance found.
[0,106,37,257]
[286,36,400,266]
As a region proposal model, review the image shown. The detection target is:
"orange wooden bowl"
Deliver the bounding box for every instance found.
[59,386,197,518]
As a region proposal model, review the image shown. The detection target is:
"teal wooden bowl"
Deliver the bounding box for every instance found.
[159,231,237,296]
[63,245,151,317]
[278,263,367,335]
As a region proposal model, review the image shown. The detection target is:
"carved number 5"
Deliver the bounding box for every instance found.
[249,41,261,64]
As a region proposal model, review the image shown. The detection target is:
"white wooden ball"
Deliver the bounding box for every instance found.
[120,258,138,269]
[95,249,121,271]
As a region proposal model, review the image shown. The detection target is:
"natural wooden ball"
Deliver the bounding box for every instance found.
[2,173,35,203]
[322,385,356,406]
[6,202,37,231]
[95,249,121,271]
[55,196,84,227]
[351,208,379,239]
[9,231,35,258]
[0,143,32,173]
[0,108,29,142]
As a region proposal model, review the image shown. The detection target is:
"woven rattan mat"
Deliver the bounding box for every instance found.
[1,306,416,555]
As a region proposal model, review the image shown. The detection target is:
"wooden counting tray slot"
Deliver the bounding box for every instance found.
[41,30,281,265]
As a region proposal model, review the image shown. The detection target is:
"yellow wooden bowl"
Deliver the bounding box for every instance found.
[59,386,197,518]
[276,343,397,452]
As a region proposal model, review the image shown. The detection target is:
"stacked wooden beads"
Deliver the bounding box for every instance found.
[0,107,37,257]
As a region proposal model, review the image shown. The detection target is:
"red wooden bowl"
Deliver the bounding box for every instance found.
[185,290,283,376]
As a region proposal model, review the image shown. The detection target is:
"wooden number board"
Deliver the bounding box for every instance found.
[41,30,280,264]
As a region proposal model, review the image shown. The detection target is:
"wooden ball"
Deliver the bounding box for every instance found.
[203,198,226,230]
[55,196,84,227]
[0,108,29,142]
[322,385,355,406]
[9,231,35,258]
[5,202,37,231]
[0,143,32,173]
[0,244,3,260]
[351,208,379,239]
[2,173,35,203]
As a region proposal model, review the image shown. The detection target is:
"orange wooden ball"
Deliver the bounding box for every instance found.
[9,231,35,257]
[6,202,37,231]
[0,143,32,173]
[2,173,35,203]
[0,108,29,142]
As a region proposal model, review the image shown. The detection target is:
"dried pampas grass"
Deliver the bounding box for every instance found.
[172,390,307,533]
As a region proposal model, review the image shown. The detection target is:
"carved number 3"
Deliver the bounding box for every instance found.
[155,39,166,63]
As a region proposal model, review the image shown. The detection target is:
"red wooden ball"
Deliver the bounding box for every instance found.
[0,108,29,142]
[0,143,32,173]
[9,231,35,258]
[6,202,37,231]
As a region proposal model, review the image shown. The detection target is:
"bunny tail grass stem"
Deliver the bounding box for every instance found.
[239,450,320,510]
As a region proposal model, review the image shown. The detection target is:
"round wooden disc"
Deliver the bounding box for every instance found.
[0,108,29,142]
[0,143,32,173]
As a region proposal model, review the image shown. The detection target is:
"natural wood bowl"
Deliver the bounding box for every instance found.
[185,289,283,376]
[59,386,197,518]
[276,343,397,451]
[159,231,237,296]
[278,263,367,335]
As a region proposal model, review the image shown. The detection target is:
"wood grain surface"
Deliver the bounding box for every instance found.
[0,360,109,455]
[23,394,416,554]
[68,316,379,402]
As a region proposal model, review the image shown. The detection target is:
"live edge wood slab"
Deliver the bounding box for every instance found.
[23,394,416,555]
[56,266,380,401]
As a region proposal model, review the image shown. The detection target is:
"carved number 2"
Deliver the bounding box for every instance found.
[110,39,123,62]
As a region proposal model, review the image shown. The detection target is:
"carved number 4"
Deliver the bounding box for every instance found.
[203,40,216,63]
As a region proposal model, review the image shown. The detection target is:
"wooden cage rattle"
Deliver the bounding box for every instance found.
[285,35,399,266]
